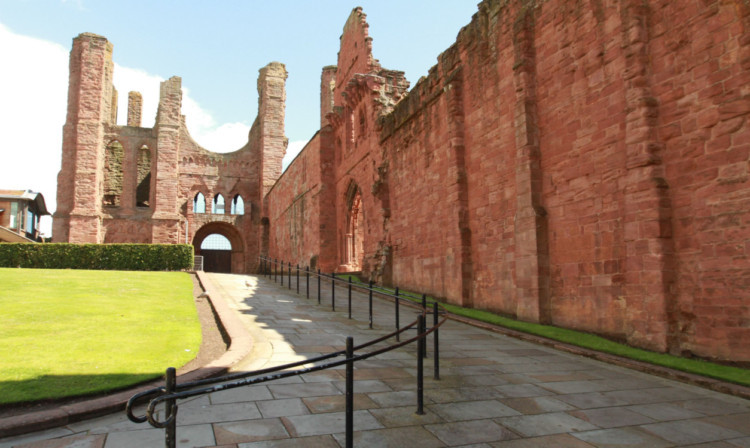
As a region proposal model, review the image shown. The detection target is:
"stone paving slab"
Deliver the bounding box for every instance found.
[1,272,749,448]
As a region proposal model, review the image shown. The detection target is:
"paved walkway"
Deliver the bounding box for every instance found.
[1,273,749,447]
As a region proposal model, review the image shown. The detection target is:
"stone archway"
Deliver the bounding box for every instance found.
[341,182,364,272]
[193,222,245,273]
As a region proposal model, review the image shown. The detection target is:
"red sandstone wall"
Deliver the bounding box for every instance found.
[534,4,630,338]
[266,133,327,270]
[268,1,750,361]
[379,68,470,303]
[654,0,750,359]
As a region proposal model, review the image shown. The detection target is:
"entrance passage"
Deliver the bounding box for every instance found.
[201,234,232,273]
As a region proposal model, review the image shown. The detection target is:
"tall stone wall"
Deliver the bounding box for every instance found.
[266,133,325,271]
[267,1,750,362]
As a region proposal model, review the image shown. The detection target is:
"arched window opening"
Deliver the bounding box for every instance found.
[358,108,366,139]
[231,194,245,215]
[193,192,206,214]
[136,145,151,207]
[200,233,232,250]
[212,194,225,214]
[103,141,124,207]
[344,185,364,271]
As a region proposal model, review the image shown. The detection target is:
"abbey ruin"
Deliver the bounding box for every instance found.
[54,0,750,362]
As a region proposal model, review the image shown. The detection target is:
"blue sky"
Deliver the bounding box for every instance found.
[0,1,479,235]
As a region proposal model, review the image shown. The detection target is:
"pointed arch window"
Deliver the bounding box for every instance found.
[343,183,364,270]
[193,192,206,214]
[230,194,245,215]
[212,194,225,214]
[136,145,151,207]
[103,141,124,207]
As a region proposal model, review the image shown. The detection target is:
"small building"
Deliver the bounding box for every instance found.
[0,190,50,242]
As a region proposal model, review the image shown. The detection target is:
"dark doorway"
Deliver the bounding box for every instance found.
[201,234,232,273]
[201,250,231,273]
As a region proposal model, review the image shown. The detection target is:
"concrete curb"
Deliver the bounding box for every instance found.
[0,272,254,438]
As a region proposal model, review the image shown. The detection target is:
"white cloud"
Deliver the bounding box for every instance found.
[283,140,307,172]
[112,69,251,153]
[112,65,162,128]
[0,24,254,237]
[0,24,68,238]
[181,89,251,152]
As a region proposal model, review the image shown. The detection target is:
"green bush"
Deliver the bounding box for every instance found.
[0,243,193,271]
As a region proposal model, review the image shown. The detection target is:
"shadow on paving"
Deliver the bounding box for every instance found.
[0,373,161,412]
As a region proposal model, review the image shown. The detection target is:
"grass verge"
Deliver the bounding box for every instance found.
[0,268,201,405]
[337,273,750,388]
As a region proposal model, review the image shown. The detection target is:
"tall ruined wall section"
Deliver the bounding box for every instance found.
[53,33,116,242]
[265,131,335,271]
[268,1,750,362]
[653,1,750,359]
[54,33,287,274]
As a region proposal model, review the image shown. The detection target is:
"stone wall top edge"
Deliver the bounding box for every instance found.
[378,0,517,142]
[76,32,107,41]
[264,131,321,199]
[103,125,154,139]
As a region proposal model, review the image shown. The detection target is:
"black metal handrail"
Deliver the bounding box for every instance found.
[127,258,448,448]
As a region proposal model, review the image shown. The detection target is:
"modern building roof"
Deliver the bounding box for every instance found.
[0,190,50,215]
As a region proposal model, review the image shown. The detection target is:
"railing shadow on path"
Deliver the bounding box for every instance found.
[126,256,447,448]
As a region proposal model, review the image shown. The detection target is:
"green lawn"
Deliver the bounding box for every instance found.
[0,268,201,405]
[337,274,750,387]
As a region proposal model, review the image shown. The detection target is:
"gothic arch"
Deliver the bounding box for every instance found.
[136,145,152,207]
[103,140,124,207]
[193,192,207,213]
[193,222,245,273]
[212,193,226,214]
[342,181,364,271]
[230,193,246,215]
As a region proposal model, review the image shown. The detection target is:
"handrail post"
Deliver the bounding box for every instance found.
[274,258,277,282]
[422,294,428,359]
[345,336,354,448]
[281,261,284,286]
[317,269,321,304]
[395,287,400,342]
[331,272,336,311]
[306,266,310,299]
[433,301,440,380]
[296,264,300,294]
[348,277,352,319]
[416,315,425,415]
[165,367,177,448]
[288,262,292,289]
[368,281,373,329]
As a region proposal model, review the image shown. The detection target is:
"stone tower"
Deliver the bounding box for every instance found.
[53,33,288,274]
